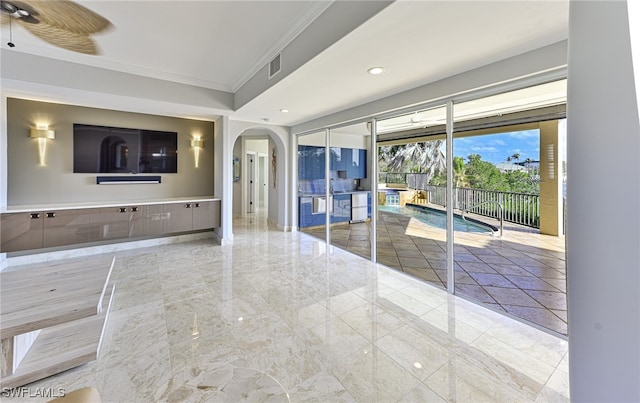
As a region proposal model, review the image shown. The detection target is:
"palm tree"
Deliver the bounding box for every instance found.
[383,140,445,183]
[524,157,533,167]
[453,156,469,188]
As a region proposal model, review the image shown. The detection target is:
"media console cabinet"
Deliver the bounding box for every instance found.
[0,198,221,254]
[0,198,220,388]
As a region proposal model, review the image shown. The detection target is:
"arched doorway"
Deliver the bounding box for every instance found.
[228,124,289,235]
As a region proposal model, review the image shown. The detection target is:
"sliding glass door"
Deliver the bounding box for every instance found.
[375,105,449,290]
[298,131,327,242]
[451,80,567,335]
[328,123,372,260]
[295,78,567,336]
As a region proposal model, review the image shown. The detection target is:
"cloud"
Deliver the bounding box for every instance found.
[455,137,472,143]
[507,130,539,139]
[452,130,542,164]
[471,146,498,152]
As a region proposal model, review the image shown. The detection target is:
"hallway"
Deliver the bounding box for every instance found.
[4,216,569,401]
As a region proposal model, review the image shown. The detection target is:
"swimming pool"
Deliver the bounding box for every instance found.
[379,204,496,234]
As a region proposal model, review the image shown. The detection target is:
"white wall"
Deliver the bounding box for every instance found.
[234,1,392,109]
[292,41,567,135]
[567,1,640,400]
[1,50,234,118]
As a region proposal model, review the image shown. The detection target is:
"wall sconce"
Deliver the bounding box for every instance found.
[29,125,55,166]
[190,137,204,168]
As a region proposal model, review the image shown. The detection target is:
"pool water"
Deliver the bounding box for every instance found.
[379,204,494,234]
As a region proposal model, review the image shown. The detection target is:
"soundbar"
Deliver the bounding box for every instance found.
[96,176,161,184]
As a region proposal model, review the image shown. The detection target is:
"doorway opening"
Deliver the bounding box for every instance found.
[232,136,270,229]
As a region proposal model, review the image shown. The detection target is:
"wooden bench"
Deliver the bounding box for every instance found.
[1,256,115,389]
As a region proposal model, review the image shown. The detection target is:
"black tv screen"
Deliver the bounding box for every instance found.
[73,124,178,173]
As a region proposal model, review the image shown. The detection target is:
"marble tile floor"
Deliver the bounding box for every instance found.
[303,207,568,336]
[4,214,569,402]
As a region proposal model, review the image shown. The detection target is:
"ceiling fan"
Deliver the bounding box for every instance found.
[1,0,111,55]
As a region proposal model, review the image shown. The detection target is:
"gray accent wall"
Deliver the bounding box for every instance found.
[6,98,214,206]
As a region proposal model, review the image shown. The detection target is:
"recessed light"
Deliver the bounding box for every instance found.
[262,118,270,122]
[280,109,289,113]
[367,66,386,75]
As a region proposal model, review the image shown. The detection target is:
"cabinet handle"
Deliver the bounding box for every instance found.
[185,203,192,208]
[119,207,127,213]
[30,213,40,219]
[46,212,56,218]
[131,207,138,212]
[194,203,200,208]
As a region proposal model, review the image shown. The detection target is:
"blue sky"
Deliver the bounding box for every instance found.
[451,129,540,164]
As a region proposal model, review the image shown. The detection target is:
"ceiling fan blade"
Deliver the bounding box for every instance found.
[20,19,98,54]
[21,0,111,34]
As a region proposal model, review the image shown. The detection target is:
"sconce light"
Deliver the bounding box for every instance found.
[190,137,204,168]
[190,139,204,148]
[29,125,55,166]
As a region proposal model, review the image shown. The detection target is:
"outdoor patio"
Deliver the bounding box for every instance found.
[305,206,567,336]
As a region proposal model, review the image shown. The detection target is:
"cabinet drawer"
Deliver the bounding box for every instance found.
[91,207,130,241]
[192,201,220,230]
[163,203,193,233]
[43,209,92,248]
[1,212,44,252]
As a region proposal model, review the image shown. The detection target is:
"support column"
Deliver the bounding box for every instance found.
[539,120,563,236]
[217,115,233,244]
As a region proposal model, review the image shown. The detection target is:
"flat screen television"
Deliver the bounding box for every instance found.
[73,124,178,173]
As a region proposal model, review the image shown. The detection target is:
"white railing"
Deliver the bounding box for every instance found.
[386,172,540,228]
[425,185,539,228]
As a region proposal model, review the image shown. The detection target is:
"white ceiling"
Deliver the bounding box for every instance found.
[0,0,569,127]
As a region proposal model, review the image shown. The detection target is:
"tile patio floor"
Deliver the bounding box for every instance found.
[303,205,567,336]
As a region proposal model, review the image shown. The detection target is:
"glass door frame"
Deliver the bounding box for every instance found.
[296,120,376,253]
[295,68,567,298]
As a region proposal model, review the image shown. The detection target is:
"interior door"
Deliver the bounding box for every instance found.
[259,154,267,208]
[247,153,254,213]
